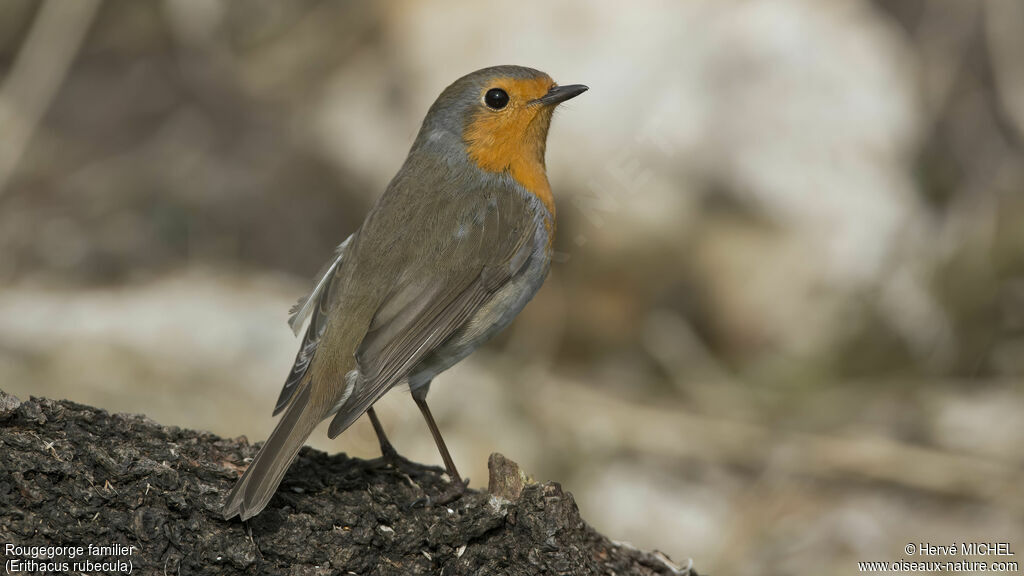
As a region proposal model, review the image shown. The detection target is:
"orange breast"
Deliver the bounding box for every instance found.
[462,76,558,218]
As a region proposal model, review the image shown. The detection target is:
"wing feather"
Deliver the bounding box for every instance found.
[326,272,495,438]
[274,234,353,415]
[287,235,352,335]
[324,197,533,439]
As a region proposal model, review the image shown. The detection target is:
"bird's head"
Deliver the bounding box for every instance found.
[416,66,587,213]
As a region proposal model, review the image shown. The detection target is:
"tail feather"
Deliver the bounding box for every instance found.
[223,384,320,520]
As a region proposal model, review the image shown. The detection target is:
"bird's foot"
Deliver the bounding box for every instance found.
[369,446,420,475]
[410,477,469,509]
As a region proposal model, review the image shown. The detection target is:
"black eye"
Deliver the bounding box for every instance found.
[484,88,509,110]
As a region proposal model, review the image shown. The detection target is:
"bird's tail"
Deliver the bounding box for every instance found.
[222,383,320,520]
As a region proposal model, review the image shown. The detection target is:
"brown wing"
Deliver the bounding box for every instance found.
[323,187,539,438]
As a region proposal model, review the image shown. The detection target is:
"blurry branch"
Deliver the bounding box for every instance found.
[532,381,1024,512]
[985,0,1024,144]
[915,0,979,121]
[0,0,101,196]
[643,310,735,387]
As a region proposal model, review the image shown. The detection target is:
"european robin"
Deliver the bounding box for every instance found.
[222,65,587,520]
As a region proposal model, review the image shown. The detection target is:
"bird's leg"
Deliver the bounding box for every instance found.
[366,406,421,478]
[411,386,469,506]
[412,393,462,484]
[366,406,400,462]
[364,403,423,479]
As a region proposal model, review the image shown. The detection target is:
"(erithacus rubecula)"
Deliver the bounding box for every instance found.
[222,65,587,520]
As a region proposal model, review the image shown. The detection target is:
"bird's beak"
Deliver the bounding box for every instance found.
[530,84,589,107]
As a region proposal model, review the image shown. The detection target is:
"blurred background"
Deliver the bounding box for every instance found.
[2,0,1023,573]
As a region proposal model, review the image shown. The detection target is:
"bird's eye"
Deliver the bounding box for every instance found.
[484,88,510,110]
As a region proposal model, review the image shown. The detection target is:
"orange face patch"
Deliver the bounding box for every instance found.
[463,76,558,216]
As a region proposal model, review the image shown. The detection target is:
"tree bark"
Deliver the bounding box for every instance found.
[0,390,694,575]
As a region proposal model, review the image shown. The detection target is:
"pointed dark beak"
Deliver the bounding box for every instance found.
[530,84,588,106]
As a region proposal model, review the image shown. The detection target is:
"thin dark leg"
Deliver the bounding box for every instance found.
[412,394,463,485]
[366,407,399,460]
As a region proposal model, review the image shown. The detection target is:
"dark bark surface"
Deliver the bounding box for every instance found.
[0,390,695,575]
